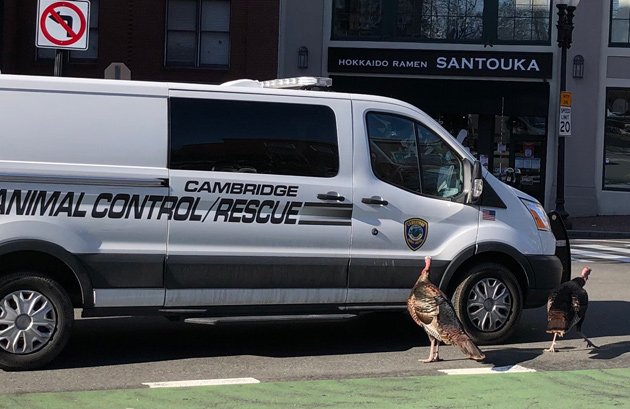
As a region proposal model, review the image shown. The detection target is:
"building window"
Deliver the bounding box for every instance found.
[36,0,99,61]
[166,0,230,68]
[332,0,551,44]
[71,0,99,61]
[397,0,483,41]
[611,0,630,45]
[604,88,630,190]
[333,0,383,39]
[498,0,550,42]
[169,98,339,177]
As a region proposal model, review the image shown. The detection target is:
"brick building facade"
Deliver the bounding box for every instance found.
[0,0,279,84]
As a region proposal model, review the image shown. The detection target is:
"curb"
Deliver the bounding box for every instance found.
[568,230,630,240]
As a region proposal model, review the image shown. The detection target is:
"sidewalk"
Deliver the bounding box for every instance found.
[567,215,630,239]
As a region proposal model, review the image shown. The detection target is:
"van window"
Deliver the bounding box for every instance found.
[367,112,463,198]
[170,98,339,177]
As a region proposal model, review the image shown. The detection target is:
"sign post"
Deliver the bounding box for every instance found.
[36,0,90,76]
[559,91,572,137]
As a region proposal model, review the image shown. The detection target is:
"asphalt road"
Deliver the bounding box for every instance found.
[0,257,628,395]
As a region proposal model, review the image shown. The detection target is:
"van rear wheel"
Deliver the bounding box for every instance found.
[0,273,73,371]
[452,263,522,345]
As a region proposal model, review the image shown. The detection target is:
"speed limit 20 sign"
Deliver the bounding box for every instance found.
[559,91,572,137]
[36,0,90,50]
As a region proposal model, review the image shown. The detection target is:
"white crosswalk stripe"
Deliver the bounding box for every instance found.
[570,239,630,263]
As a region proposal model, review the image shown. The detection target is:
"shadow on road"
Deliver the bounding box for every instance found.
[52,312,424,370]
[49,300,630,370]
[481,347,543,367]
[588,340,630,360]
[510,300,630,344]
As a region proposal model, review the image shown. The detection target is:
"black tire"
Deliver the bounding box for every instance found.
[452,263,522,345]
[0,273,73,371]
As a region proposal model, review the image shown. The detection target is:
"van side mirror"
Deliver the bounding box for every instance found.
[470,160,483,203]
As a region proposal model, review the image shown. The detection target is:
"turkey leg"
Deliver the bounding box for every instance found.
[578,331,598,349]
[422,337,442,363]
[545,333,558,352]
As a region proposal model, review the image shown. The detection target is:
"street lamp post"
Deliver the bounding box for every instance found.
[555,0,580,228]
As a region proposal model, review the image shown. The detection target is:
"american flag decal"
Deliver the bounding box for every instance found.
[482,209,496,221]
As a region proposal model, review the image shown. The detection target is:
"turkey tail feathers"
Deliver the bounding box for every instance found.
[546,317,568,333]
[547,310,568,333]
[452,333,485,361]
[458,338,485,361]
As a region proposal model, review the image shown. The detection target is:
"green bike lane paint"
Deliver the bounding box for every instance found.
[1,368,628,409]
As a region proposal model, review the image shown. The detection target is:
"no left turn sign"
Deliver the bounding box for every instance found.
[36,0,90,50]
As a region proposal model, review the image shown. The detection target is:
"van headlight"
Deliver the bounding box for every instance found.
[520,198,551,231]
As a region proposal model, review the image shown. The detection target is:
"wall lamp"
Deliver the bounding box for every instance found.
[572,54,584,78]
[298,46,309,69]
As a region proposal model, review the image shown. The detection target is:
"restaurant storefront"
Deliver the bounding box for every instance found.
[278,0,620,216]
[328,47,552,203]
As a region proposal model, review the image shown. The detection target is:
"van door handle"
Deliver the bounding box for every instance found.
[361,196,389,206]
[317,192,345,201]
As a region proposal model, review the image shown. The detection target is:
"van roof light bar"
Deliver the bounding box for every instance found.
[220,77,332,90]
[260,77,332,89]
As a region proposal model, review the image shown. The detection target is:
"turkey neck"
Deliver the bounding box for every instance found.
[412,269,431,291]
[572,277,586,287]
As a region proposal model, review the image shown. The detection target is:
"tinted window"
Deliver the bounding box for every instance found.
[498,0,551,42]
[367,112,463,198]
[611,0,630,45]
[368,113,421,192]
[166,0,231,67]
[332,0,551,45]
[604,88,630,190]
[170,98,339,177]
[333,0,483,42]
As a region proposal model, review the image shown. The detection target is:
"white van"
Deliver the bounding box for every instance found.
[0,74,568,370]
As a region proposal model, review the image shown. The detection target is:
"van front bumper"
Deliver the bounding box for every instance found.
[523,254,563,308]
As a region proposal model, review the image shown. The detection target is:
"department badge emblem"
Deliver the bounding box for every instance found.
[404,218,428,251]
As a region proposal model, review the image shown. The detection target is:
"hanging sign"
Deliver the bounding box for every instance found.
[36,0,90,50]
[328,48,553,79]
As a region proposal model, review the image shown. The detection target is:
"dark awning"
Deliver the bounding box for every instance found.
[331,76,550,117]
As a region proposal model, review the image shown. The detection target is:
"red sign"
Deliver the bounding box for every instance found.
[36,0,90,50]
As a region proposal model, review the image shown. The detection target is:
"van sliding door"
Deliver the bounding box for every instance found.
[165,90,353,309]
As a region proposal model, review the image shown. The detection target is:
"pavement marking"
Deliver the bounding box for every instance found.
[571,247,630,263]
[142,377,260,388]
[596,239,630,244]
[571,240,630,263]
[572,239,630,244]
[438,365,536,375]
[581,243,630,254]
[576,244,630,254]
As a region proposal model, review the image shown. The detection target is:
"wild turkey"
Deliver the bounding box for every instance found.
[407,256,485,362]
[546,266,598,352]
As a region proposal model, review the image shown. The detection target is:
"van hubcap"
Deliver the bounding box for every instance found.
[466,278,512,332]
[0,290,56,354]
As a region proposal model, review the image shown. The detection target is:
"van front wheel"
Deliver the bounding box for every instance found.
[452,263,522,345]
[0,273,73,371]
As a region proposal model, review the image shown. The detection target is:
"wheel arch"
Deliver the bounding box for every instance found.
[440,243,531,299]
[0,240,93,308]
